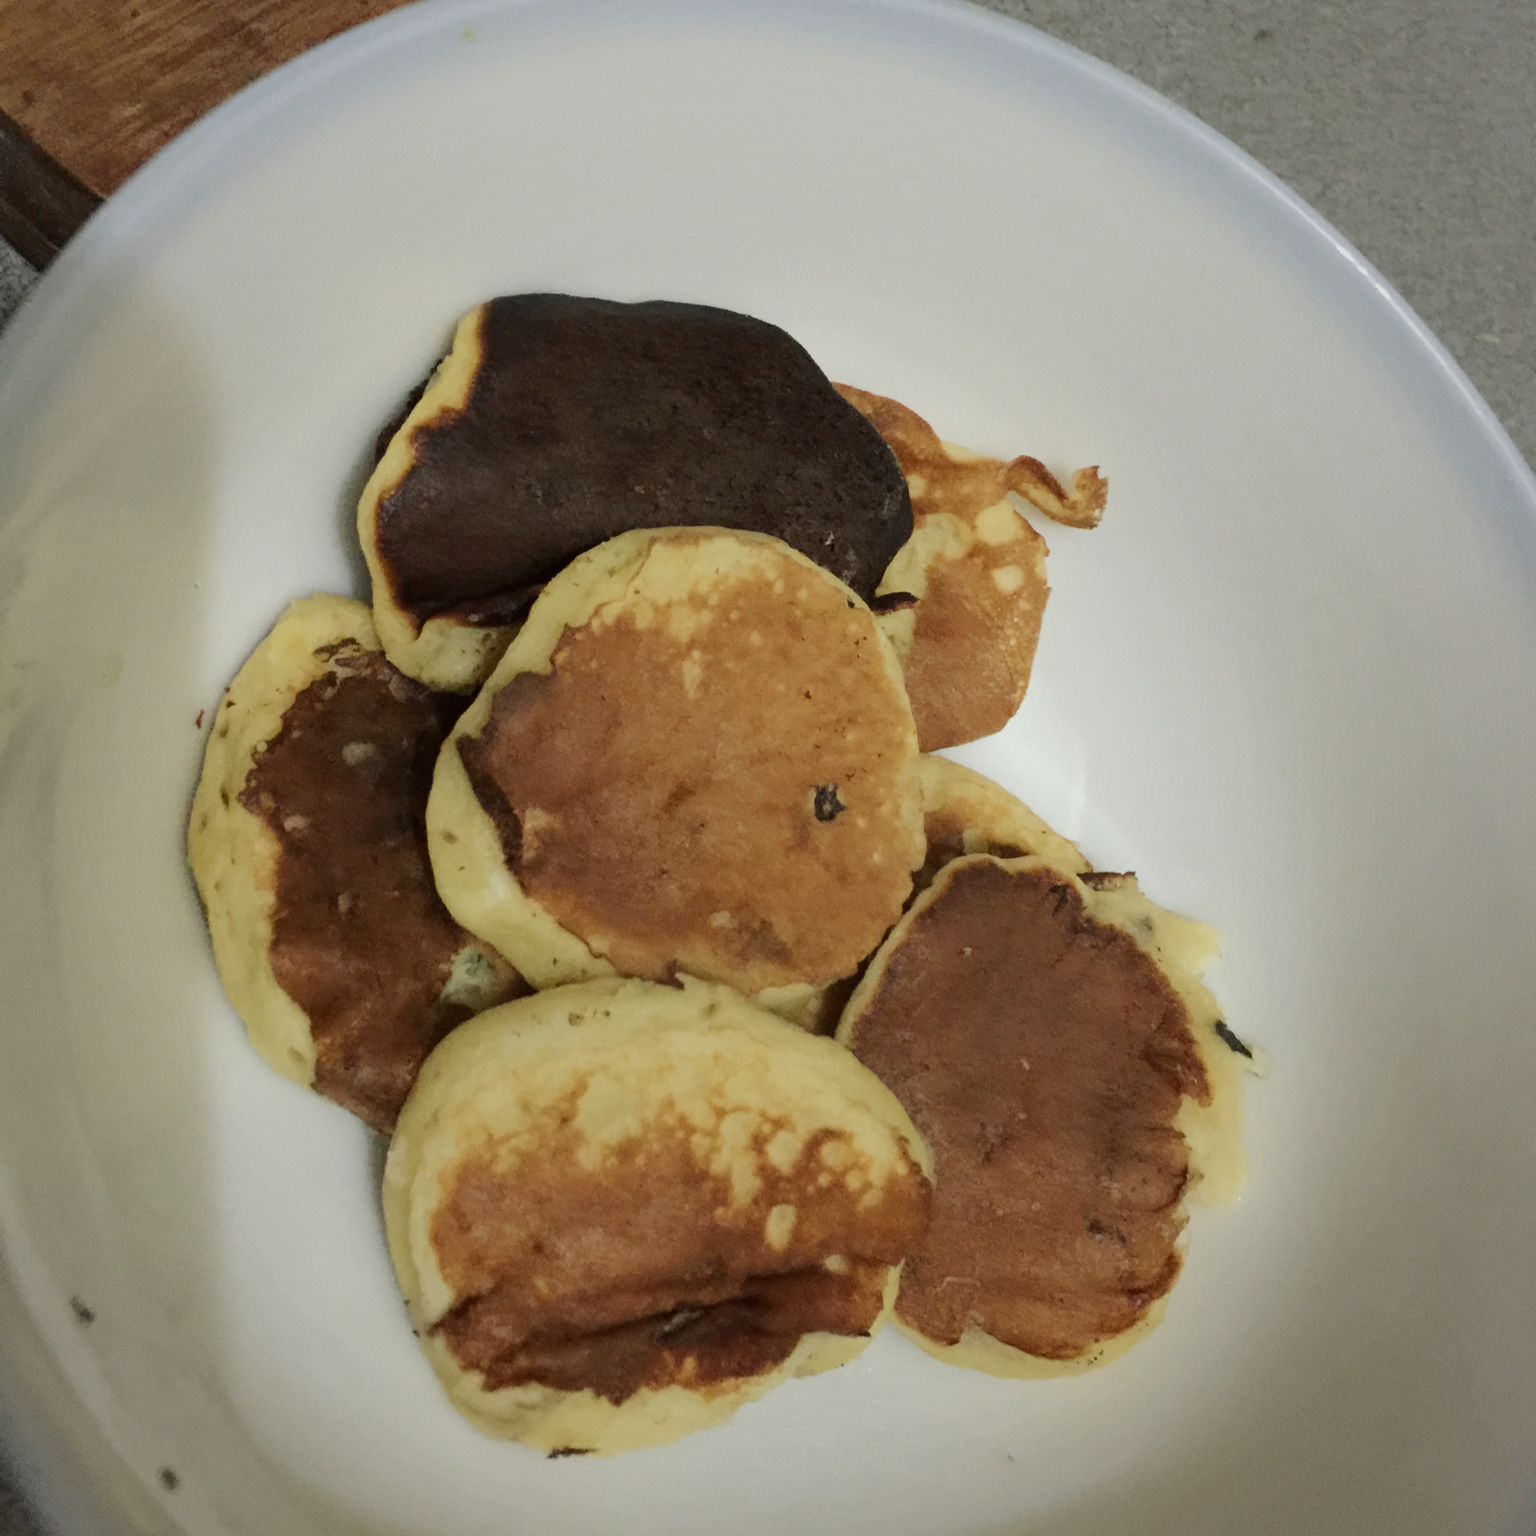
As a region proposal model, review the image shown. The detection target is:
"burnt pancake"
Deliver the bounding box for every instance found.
[383,976,933,1454]
[358,295,913,691]
[838,385,1107,752]
[426,528,925,1010]
[188,595,525,1133]
[837,849,1248,1377]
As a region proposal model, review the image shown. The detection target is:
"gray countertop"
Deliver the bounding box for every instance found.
[0,0,1531,1529]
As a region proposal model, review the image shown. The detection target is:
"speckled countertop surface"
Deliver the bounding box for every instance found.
[0,0,1532,1530]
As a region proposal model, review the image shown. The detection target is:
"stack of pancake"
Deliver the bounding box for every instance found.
[188,295,1258,1456]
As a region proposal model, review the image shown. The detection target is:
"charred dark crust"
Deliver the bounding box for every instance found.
[371,295,914,627]
[1214,1020,1253,1058]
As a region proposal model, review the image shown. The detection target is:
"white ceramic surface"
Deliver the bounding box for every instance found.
[1,1,1534,1532]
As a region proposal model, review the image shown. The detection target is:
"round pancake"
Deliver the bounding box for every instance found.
[187,595,525,1133]
[427,527,925,1004]
[358,295,913,691]
[383,976,933,1455]
[837,850,1247,1377]
[837,385,1107,752]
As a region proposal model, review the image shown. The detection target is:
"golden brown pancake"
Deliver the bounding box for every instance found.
[187,595,525,1133]
[358,296,912,691]
[383,976,933,1454]
[837,848,1247,1377]
[837,385,1106,752]
[426,528,925,1011]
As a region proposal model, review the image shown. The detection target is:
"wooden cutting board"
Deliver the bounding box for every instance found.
[0,0,416,265]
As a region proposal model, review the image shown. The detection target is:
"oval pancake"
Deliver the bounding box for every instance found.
[383,976,933,1455]
[359,295,913,691]
[837,385,1107,752]
[427,528,925,1007]
[837,843,1248,1378]
[187,595,525,1133]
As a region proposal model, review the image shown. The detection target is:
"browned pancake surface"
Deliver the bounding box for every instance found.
[373,295,912,630]
[431,1103,923,1404]
[844,856,1209,1359]
[456,532,921,993]
[243,646,524,1130]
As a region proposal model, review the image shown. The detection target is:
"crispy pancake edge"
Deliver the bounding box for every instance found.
[383,975,933,1453]
[840,383,1105,751]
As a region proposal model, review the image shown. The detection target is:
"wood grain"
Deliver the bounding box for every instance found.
[0,110,100,266]
[0,0,415,261]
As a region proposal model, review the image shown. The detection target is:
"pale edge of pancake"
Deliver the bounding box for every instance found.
[357,304,515,693]
[914,754,1091,876]
[425,526,922,1024]
[382,975,934,1454]
[186,594,380,1089]
[835,828,1253,1379]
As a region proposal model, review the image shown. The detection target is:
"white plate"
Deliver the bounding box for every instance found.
[2,1,1534,1531]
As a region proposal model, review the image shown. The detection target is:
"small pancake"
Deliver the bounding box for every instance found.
[188,595,526,1133]
[359,296,913,691]
[837,850,1247,1377]
[427,528,925,1006]
[383,976,933,1454]
[837,385,1106,752]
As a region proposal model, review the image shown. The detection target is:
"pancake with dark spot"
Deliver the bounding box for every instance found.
[426,528,925,1008]
[188,595,526,1133]
[837,385,1106,751]
[383,976,933,1453]
[358,296,913,691]
[837,850,1246,1376]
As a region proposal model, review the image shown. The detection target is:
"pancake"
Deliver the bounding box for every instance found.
[427,527,925,1010]
[837,385,1107,751]
[187,595,525,1134]
[383,976,933,1454]
[359,295,913,691]
[837,848,1248,1377]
